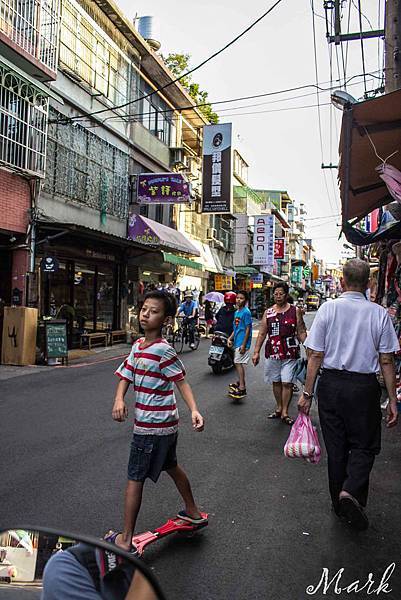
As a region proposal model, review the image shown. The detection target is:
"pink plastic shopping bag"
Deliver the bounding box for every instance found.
[284,413,321,464]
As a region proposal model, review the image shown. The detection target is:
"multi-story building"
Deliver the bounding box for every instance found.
[0,0,61,350]
[26,0,216,347]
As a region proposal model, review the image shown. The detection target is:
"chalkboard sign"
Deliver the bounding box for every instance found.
[45,320,68,360]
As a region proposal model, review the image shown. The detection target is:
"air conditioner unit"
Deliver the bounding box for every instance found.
[169,147,187,169]
[186,156,199,179]
[207,227,217,240]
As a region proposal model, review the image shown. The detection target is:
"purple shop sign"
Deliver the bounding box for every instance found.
[128,214,160,246]
[137,173,191,204]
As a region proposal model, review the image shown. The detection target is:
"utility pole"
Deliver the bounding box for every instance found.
[385,0,401,92]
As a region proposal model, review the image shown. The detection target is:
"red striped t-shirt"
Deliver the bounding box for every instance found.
[115,338,185,435]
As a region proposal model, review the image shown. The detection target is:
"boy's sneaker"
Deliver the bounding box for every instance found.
[229,382,240,391]
[230,388,247,399]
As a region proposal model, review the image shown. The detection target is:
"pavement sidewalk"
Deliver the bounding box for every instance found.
[0,343,131,381]
[0,320,262,381]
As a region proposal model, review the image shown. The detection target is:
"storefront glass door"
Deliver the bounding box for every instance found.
[73,264,95,335]
[96,266,115,331]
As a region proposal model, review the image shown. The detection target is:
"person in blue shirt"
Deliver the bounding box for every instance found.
[227,291,252,399]
[177,290,198,349]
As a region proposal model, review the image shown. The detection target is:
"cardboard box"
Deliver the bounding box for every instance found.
[1,307,38,366]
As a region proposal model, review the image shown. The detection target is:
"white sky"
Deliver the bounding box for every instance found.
[116,0,385,264]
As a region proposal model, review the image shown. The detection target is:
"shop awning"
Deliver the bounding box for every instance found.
[128,214,200,256]
[235,266,259,275]
[339,88,401,223]
[210,248,224,273]
[190,240,222,273]
[162,252,203,270]
[271,208,290,229]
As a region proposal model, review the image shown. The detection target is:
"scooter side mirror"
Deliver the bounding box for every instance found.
[0,526,167,600]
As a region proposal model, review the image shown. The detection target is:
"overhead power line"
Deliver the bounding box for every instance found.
[59,0,285,124]
[310,0,337,216]
[66,71,380,128]
[303,213,340,221]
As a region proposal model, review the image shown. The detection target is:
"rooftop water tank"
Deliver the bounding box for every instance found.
[137,16,161,51]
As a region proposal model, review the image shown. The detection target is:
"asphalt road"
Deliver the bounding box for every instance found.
[1,313,401,599]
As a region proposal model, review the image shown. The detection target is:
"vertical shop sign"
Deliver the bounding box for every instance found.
[202,123,232,213]
[253,215,275,267]
[274,238,285,259]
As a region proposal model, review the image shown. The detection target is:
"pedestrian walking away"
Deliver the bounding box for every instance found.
[111,290,206,554]
[298,259,399,531]
[228,291,252,399]
[252,282,307,424]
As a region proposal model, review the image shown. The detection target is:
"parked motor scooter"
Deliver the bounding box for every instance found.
[208,331,234,374]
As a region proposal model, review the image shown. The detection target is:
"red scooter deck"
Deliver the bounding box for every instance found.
[133,512,208,556]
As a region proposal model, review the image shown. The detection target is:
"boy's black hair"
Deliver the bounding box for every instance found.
[236,290,249,302]
[273,282,289,295]
[143,290,177,317]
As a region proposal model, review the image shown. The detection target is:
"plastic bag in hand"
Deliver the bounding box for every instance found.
[283,413,321,464]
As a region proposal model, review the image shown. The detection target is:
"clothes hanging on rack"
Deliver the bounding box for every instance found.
[376,163,401,204]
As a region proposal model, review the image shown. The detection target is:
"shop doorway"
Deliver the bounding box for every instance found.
[42,259,119,348]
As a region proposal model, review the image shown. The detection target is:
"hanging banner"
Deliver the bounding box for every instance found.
[253,215,275,267]
[274,238,285,260]
[137,173,191,204]
[312,263,320,281]
[201,123,232,214]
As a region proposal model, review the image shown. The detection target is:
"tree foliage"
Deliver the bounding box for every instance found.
[163,53,219,124]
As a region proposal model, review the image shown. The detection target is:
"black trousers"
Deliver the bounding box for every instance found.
[317,369,382,510]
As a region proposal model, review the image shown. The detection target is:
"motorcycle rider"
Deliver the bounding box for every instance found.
[214,292,237,336]
[177,290,198,349]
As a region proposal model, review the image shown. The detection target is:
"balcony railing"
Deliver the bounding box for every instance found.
[0,0,59,75]
[0,61,49,176]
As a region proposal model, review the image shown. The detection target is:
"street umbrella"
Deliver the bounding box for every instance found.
[204,292,224,303]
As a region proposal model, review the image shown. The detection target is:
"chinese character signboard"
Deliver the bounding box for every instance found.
[202,123,232,213]
[312,263,319,281]
[128,214,160,246]
[253,215,275,267]
[215,274,233,290]
[137,173,190,204]
[291,266,303,284]
[274,238,285,260]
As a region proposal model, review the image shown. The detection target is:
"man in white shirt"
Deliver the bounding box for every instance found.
[298,259,399,531]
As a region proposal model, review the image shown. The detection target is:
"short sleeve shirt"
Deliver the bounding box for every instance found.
[233,307,253,350]
[179,301,196,317]
[305,292,400,373]
[115,338,185,435]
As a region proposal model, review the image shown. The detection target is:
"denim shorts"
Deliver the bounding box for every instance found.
[127,433,178,483]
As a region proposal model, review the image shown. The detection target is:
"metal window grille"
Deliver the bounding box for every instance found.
[44,108,129,219]
[58,0,129,107]
[0,63,48,175]
[0,0,59,73]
